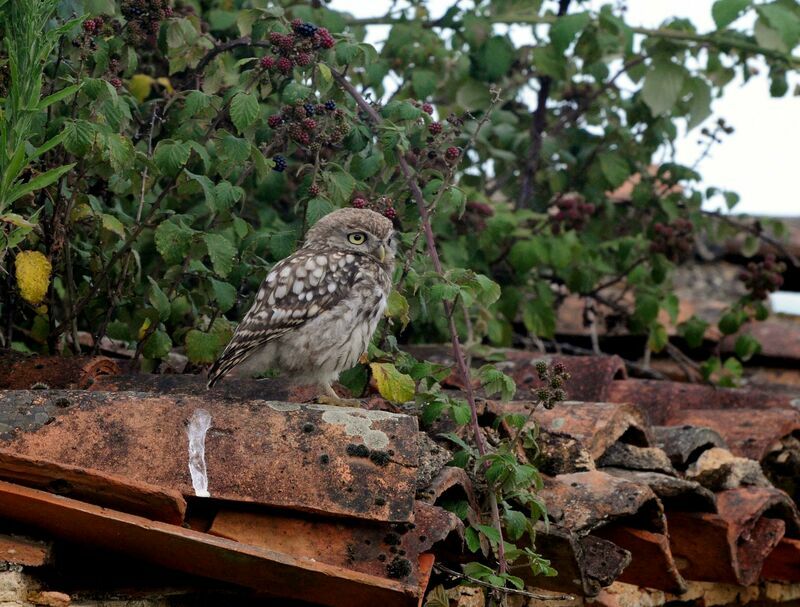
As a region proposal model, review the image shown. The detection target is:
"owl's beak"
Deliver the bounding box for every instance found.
[377,244,386,262]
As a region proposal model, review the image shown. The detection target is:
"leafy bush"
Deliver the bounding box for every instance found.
[1,0,798,592]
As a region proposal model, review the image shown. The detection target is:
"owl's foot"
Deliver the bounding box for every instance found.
[318,383,362,408]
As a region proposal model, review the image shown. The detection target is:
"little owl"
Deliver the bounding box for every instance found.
[207,208,397,406]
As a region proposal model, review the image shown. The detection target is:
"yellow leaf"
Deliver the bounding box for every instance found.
[138,317,152,340]
[369,362,415,403]
[385,290,410,329]
[14,251,52,305]
[129,74,155,103]
[70,203,94,222]
[156,77,174,94]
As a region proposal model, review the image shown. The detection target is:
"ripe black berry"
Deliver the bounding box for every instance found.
[273,155,287,172]
[325,100,336,111]
[304,103,315,116]
[295,22,317,37]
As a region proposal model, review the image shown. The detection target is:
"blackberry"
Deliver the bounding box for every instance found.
[445,146,460,160]
[309,184,320,196]
[304,103,315,116]
[324,100,336,111]
[352,197,368,209]
[315,27,335,49]
[272,155,287,172]
[302,118,317,130]
[83,18,97,33]
[109,77,122,89]
[428,122,442,135]
[260,56,276,70]
[383,207,397,220]
[267,114,283,128]
[296,22,318,38]
[314,104,327,114]
[421,102,433,115]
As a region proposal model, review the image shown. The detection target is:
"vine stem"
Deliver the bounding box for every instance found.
[434,563,575,601]
[331,68,509,575]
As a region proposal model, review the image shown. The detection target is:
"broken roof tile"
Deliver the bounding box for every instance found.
[652,425,727,471]
[0,390,419,523]
[606,378,800,426]
[601,468,716,513]
[0,449,186,525]
[0,479,422,607]
[0,355,120,390]
[0,533,51,568]
[665,408,800,461]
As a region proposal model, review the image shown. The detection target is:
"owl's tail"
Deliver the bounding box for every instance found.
[206,344,255,388]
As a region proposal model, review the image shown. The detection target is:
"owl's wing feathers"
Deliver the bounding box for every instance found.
[206,249,358,387]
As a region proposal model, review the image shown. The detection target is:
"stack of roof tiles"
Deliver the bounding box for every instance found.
[0,343,798,607]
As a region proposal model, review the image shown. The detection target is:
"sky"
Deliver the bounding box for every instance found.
[329,0,799,217]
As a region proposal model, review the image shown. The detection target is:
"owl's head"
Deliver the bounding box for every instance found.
[304,208,397,264]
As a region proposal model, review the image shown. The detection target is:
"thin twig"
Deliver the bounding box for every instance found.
[434,563,575,601]
[332,66,510,574]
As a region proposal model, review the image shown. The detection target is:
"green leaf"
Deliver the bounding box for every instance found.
[230,91,260,133]
[386,291,410,328]
[598,152,630,188]
[210,278,237,312]
[719,309,744,335]
[508,239,546,274]
[155,219,195,265]
[450,400,472,425]
[734,334,761,361]
[186,171,216,209]
[142,329,172,359]
[148,277,171,321]
[185,329,223,364]
[687,78,712,130]
[64,120,95,156]
[550,11,591,53]
[641,59,686,116]
[183,90,212,118]
[323,170,355,204]
[369,362,415,403]
[456,80,491,110]
[411,69,437,98]
[350,154,382,180]
[153,140,191,176]
[36,84,82,111]
[203,233,237,277]
[6,164,75,204]
[475,524,502,545]
[712,0,751,28]
[472,36,515,81]
[306,197,335,226]
[213,181,244,211]
[464,527,481,553]
[678,316,709,348]
[503,509,528,541]
[101,214,125,238]
[648,323,668,353]
[477,365,516,400]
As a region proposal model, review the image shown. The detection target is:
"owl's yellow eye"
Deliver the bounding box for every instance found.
[347,232,367,245]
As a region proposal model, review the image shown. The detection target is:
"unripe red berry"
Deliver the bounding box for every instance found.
[267,114,282,128]
[277,57,293,74]
[422,103,433,115]
[383,207,397,220]
[445,146,460,160]
[260,56,276,69]
[428,122,442,135]
[109,77,122,89]
[352,197,368,209]
[302,118,317,130]
[296,52,313,67]
[83,18,97,33]
[309,184,320,196]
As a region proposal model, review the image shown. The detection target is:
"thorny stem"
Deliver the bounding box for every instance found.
[332,68,510,576]
[434,564,574,602]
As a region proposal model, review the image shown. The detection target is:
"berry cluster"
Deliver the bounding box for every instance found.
[121,0,172,44]
[549,194,596,234]
[259,21,335,78]
[82,16,105,34]
[533,361,570,409]
[351,196,397,220]
[267,99,349,149]
[738,254,786,300]
[450,201,494,235]
[649,218,694,262]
